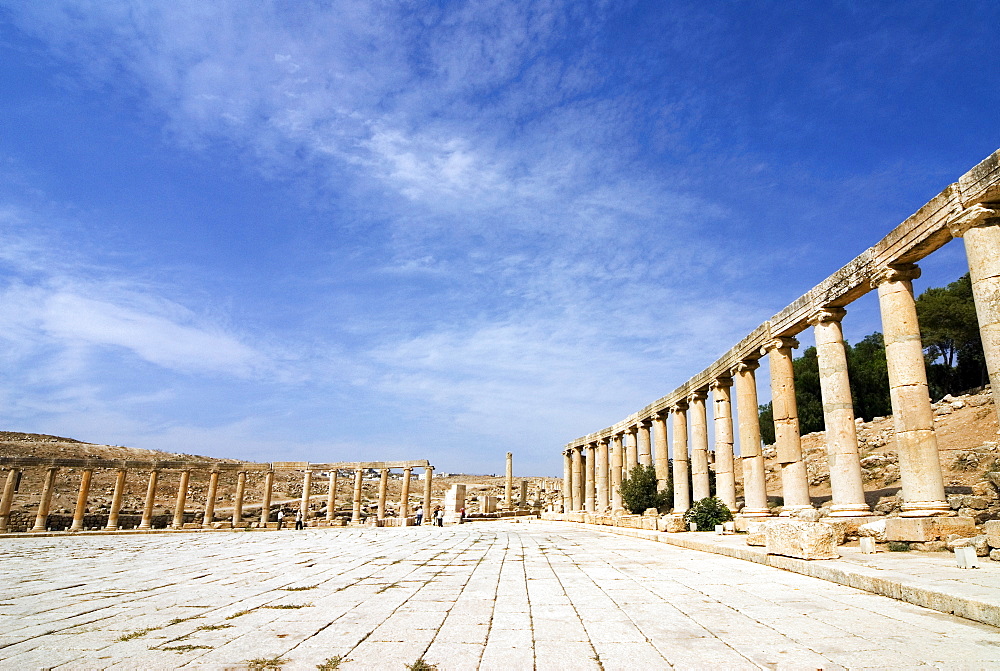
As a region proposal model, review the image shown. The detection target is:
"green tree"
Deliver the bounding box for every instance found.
[619,464,669,514]
[793,346,825,434]
[847,332,892,421]
[916,273,986,398]
[758,402,775,445]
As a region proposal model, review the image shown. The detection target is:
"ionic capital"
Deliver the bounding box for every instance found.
[672,400,689,413]
[625,425,639,435]
[710,376,733,391]
[760,336,799,357]
[947,203,1000,238]
[871,263,920,287]
[807,306,847,326]
[730,359,760,376]
[688,389,708,403]
[638,417,652,428]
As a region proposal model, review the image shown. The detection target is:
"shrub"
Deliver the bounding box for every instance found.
[683,497,733,531]
[619,465,669,514]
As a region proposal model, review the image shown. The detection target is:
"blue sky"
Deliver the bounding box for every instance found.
[1,1,998,476]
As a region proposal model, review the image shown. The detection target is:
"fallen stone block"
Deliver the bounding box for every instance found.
[991,548,1000,562]
[858,519,887,542]
[985,520,1000,549]
[745,521,766,546]
[884,517,976,542]
[765,520,838,560]
[659,514,686,533]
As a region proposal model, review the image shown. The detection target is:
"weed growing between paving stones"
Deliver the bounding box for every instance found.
[226,609,256,619]
[263,603,312,609]
[316,656,345,670]
[159,645,213,653]
[405,657,437,671]
[281,585,318,591]
[888,541,911,552]
[116,626,157,641]
[167,615,202,625]
[196,624,232,631]
[246,655,287,669]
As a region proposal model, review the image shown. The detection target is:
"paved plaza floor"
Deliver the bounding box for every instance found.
[2,521,999,670]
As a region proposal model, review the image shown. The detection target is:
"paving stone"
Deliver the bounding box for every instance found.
[1,523,999,669]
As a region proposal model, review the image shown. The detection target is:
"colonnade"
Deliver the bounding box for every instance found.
[0,457,435,533]
[562,149,1000,521]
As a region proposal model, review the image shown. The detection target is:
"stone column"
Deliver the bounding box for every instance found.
[233,471,246,525]
[610,434,624,510]
[300,470,313,522]
[377,469,389,519]
[562,451,572,513]
[326,470,338,522]
[637,420,652,467]
[689,390,711,502]
[810,308,871,517]
[505,452,514,509]
[584,443,596,512]
[261,470,274,526]
[0,468,21,533]
[31,467,58,532]
[624,427,638,474]
[596,438,609,511]
[400,467,412,518]
[762,337,812,513]
[734,360,769,516]
[571,446,583,511]
[422,466,434,524]
[652,413,671,494]
[711,377,737,511]
[949,204,1000,420]
[672,402,690,514]
[140,469,160,530]
[69,468,93,532]
[171,470,189,530]
[875,264,949,515]
[351,468,363,523]
[202,470,219,528]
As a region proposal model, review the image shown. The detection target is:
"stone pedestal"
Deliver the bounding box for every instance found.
[443,484,466,524]
[765,520,839,560]
[658,514,687,533]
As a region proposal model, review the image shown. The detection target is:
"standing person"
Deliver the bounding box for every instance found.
[459,506,465,524]
[295,509,304,531]
[434,507,444,527]
[276,509,284,530]
[414,505,423,526]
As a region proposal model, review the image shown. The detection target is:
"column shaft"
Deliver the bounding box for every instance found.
[652,415,671,494]
[624,429,638,474]
[876,265,949,515]
[377,469,389,519]
[0,468,20,533]
[734,361,769,516]
[422,467,434,524]
[951,205,1000,420]
[711,378,737,511]
[261,471,274,526]
[672,404,690,513]
[326,470,338,522]
[812,309,871,516]
[202,471,218,528]
[400,468,412,518]
[637,422,652,467]
[351,469,363,523]
[562,452,572,513]
[764,337,812,511]
[584,444,596,512]
[31,467,58,532]
[300,470,313,522]
[689,392,711,502]
[233,471,246,525]
[571,447,583,511]
[610,435,624,510]
[596,439,609,511]
[171,470,189,529]
[140,470,159,530]
[69,468,93,532]
[505,452,514,509]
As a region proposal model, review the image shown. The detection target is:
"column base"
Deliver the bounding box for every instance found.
[828,504,874,517]
[900,501,953,517]
[738,507,771,517]
[778,505,813,517]
[104,525,119,531]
